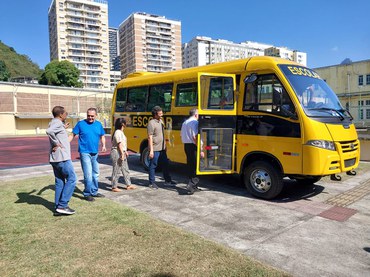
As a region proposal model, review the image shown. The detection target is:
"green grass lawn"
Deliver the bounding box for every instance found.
[0,176,289,277]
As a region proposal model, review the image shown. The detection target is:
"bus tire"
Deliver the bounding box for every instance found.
[244,160,283,199]
[140,146,150,171]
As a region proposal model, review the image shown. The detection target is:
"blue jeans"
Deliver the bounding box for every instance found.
[51,160,77,209]
[80,153,100,197]
[148,150,171,185]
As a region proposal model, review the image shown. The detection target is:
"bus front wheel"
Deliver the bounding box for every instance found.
[244,160,283,199]
[140,147,150,171]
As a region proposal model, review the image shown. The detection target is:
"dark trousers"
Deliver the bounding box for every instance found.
[148,150,171,184]
[184,143,199,186]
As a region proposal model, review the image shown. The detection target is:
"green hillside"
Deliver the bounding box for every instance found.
[0,40,42,79]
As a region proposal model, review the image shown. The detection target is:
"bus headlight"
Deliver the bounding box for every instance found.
[306,140,335,151]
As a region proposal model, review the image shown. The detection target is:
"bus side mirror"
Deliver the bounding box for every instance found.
[244,74,257,84]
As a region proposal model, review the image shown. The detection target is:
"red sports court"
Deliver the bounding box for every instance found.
[0,136,111,169]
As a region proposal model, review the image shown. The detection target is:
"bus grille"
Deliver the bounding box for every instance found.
[339,140,359,153]
[344,158,356,167]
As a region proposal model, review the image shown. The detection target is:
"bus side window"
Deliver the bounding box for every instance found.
[243,74,295,117]
[115,88,127,112]
[127,86,148,112]
[175,82,197,106]
[207,77,234,109]
[147,83,173,112]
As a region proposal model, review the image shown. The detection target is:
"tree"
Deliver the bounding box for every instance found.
[39,60,83,87]
[0,60,10,81]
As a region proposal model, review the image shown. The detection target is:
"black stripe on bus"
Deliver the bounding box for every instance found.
[198,115,237,129]
[119,113,301,138]
[236,115,301,138]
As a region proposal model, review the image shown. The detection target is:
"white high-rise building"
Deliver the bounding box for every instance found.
[48,0,110,89]
[182,36,307,68]
[119,12,182,78]
[109,27,120,71]
[265,47,307,66]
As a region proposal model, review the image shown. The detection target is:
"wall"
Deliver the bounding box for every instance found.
[0,82,112,136]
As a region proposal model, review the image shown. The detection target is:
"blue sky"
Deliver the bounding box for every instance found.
[0,0,369,69]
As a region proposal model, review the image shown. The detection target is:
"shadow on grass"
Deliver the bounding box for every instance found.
[14,184,86,213]
[15,188,55,212]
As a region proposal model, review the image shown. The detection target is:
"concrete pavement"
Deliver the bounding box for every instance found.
[1,155,370,277]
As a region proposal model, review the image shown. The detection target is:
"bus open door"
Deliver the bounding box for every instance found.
[196,73,237,175]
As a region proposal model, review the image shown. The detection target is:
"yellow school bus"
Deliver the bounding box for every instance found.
[111,56,360,199]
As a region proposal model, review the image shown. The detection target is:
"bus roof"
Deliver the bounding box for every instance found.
[117,56,300,88]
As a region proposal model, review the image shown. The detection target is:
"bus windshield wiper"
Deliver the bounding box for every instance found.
[309,108,345,121]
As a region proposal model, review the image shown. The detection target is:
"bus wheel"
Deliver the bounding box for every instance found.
[140,147,150,171]
[244,161,283,199]
[296,176,321,186]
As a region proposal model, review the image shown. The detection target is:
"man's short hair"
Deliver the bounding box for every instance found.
[189,108,198,116]
[87,107,97,114]
[52,106,65,118]
[151,106,162,116]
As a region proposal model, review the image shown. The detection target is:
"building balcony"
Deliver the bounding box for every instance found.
[80,72,102,77]
[67,4,83,10]
[85,12,100,19]
[85,40,100,46]
[85,7,101,13]
[87,27,100,32]
[86,79,103,84]
[66,25,85,31]
[66,33,84,39]
[83,33,100,39]
[69,51,85,56]
[85,53,102,58]
[69,44,85,50]
[85,59,102,64]
[66,11,84,18]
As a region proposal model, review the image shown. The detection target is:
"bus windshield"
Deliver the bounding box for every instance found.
[279,64,350,119]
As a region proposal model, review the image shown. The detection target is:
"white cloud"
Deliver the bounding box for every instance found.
[331,46,339,51]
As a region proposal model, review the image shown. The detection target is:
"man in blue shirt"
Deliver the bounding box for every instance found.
[72,108,106,201]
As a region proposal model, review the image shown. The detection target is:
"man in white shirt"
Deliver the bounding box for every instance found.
[180,108,204,195]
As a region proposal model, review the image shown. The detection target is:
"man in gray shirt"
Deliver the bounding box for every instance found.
[46,106,77,215]
[147,106,176,189]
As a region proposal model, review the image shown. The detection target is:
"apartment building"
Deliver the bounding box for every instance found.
[48,0,110,89]
[182,36,307,68]
[265,47,307,66]
[314,59,370,127]
[110,70,121,90]
[119,12,182,77]
[109,27,120,71]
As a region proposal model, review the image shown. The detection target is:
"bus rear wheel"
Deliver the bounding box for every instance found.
[140,146,150,171]
[244,160,283,199]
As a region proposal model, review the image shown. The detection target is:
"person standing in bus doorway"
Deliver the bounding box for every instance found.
[110,118,136,192]
[181,108,204,195]
[46,106,77,215]
[71,107,106,201]
[147,106,176,189]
